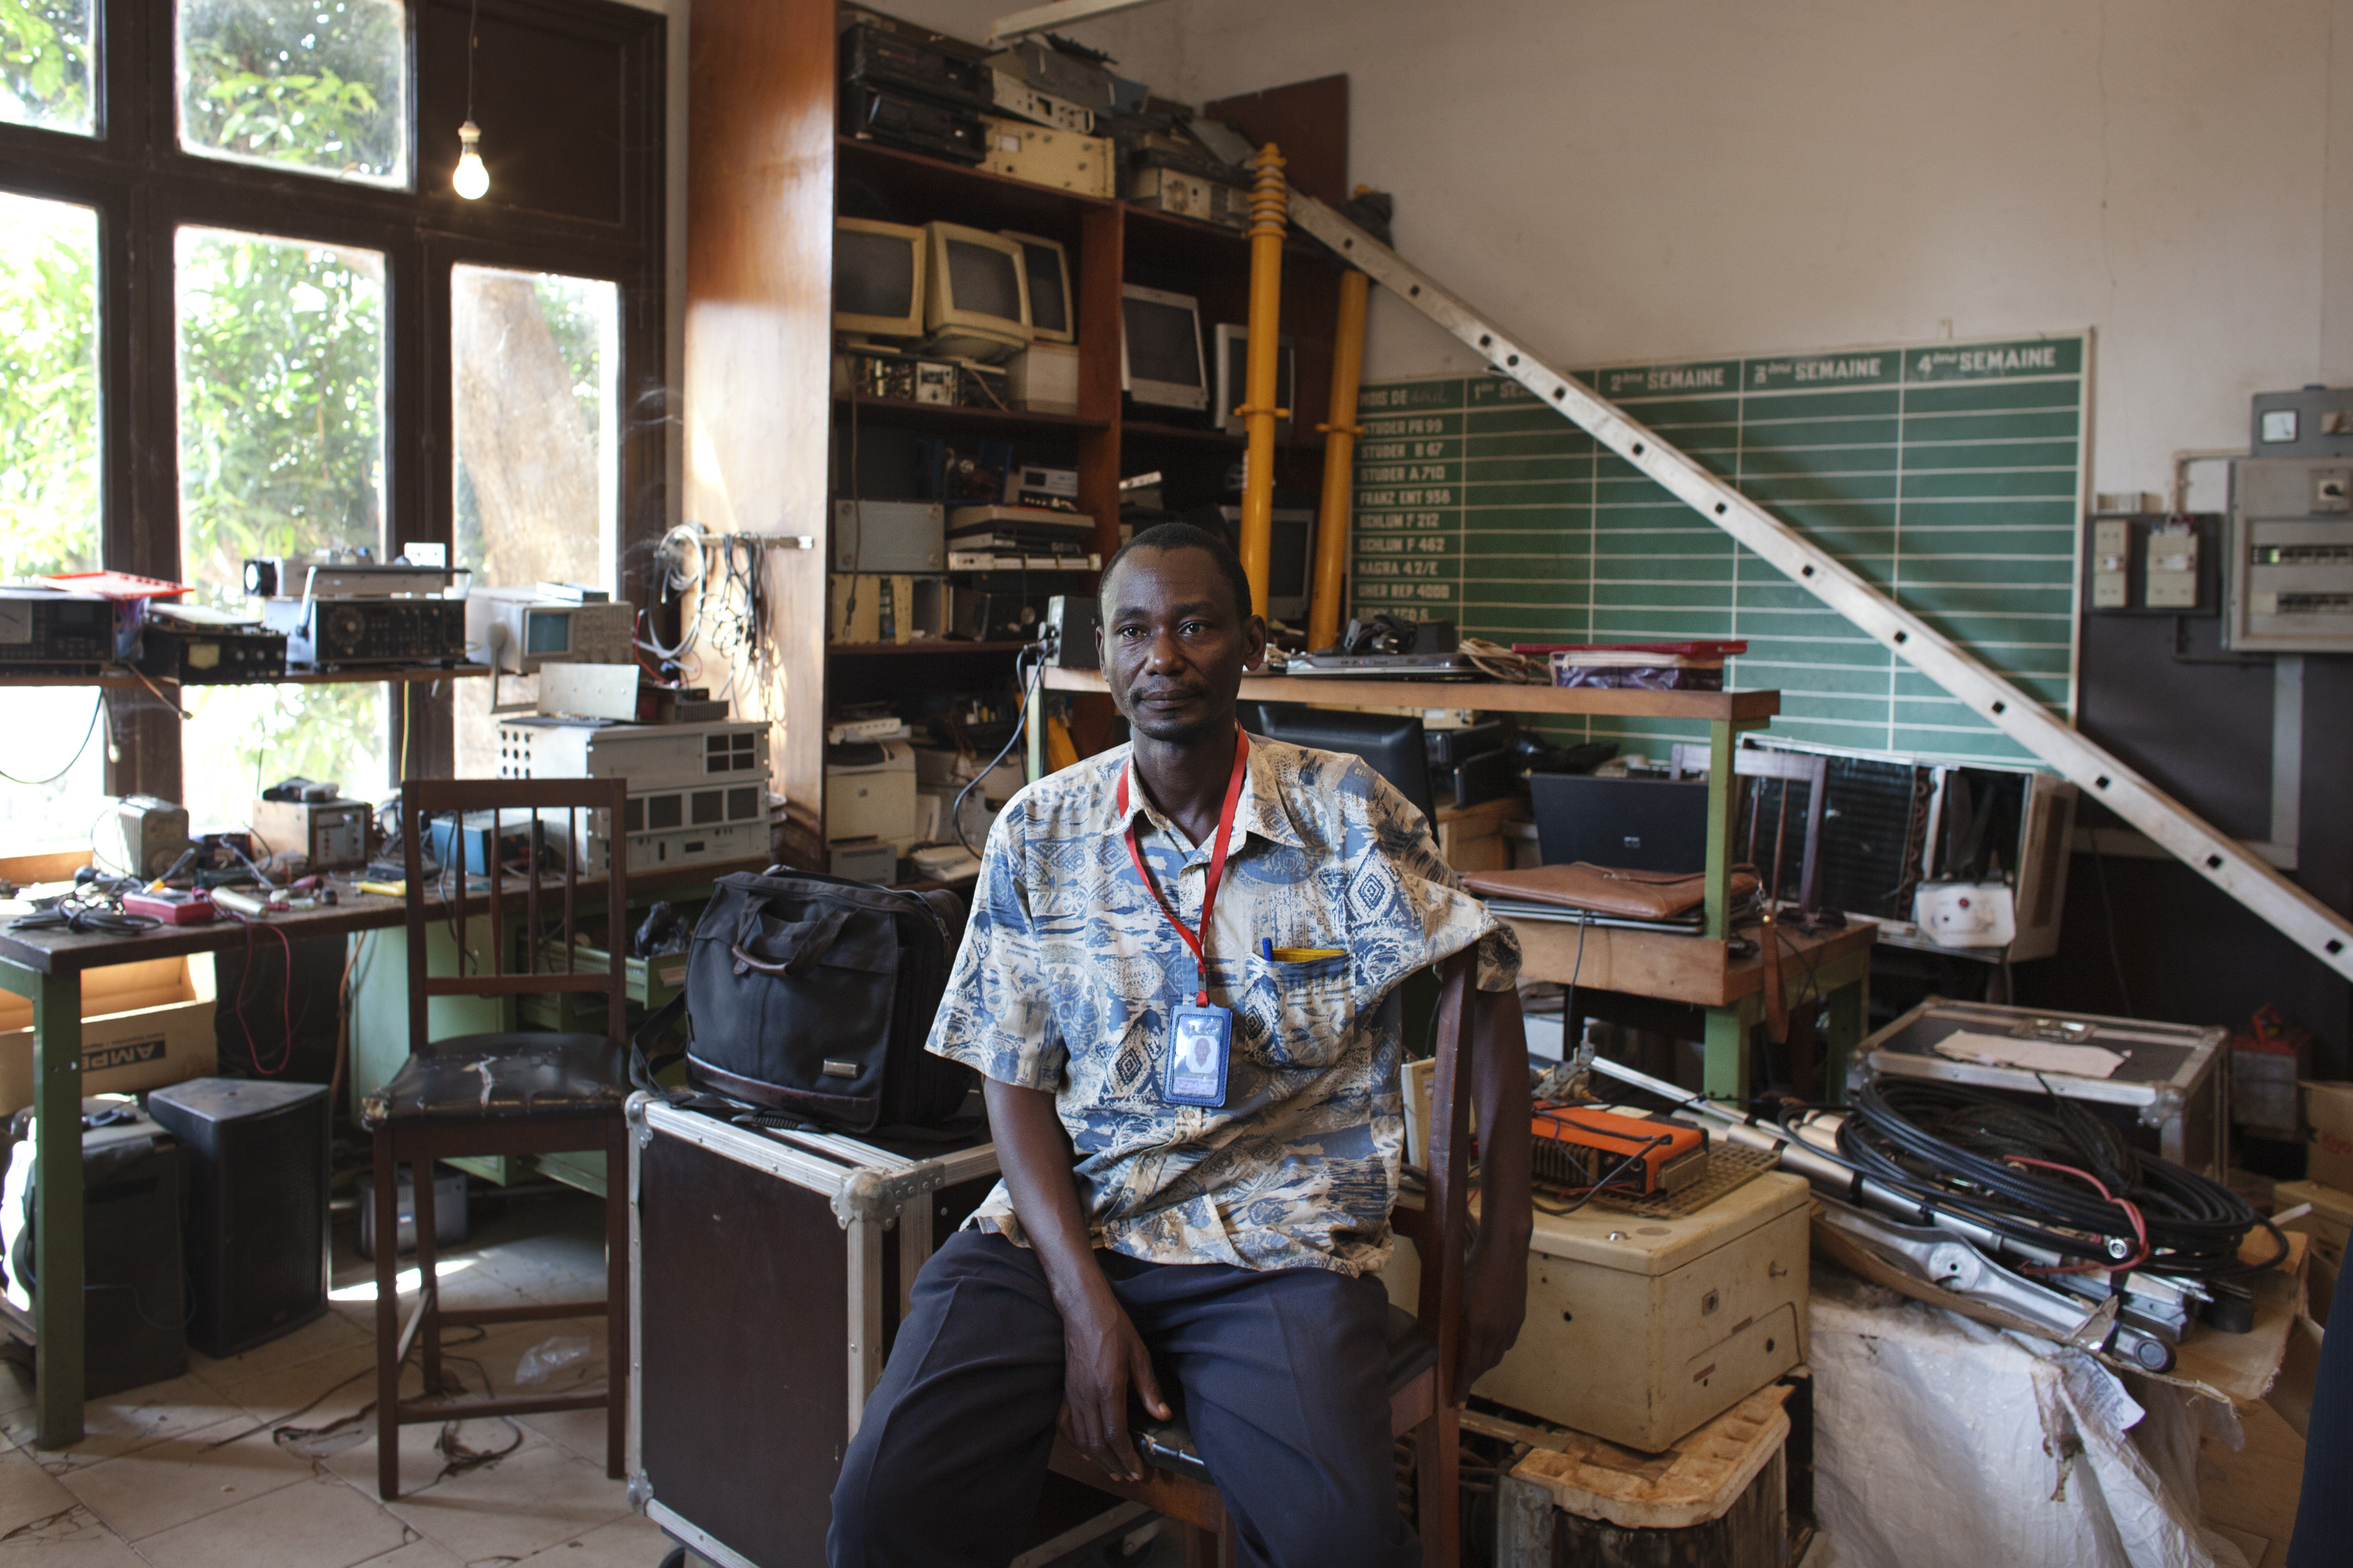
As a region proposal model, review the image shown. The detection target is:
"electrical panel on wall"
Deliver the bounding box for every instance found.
[2250,386,2353,461]
[2083,511,2221,616]
[2227,460,2353,651]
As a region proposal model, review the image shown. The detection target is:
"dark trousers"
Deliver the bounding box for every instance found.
[828,1230,1418,1568]
[2286,1271,2350,1567]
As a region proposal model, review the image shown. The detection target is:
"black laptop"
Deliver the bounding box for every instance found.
[1528,774,1710,872]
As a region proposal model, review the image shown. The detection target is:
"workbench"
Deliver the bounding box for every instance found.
[1031,668,1870,1102]
[0,855,766,1450]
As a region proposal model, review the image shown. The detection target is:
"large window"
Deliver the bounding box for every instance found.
[175,0,407,185]
[0,1,95,136]
[0,189,99,577]
[450,262,618,779]
[0,0,666,846]
[176,226,387,602]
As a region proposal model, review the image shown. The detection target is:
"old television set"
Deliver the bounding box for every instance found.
[1211,504,1318,623]
[832,218,926,341]
[1120,284,1207,413]
[1213,323,1295,439]
[999,231,1074,346]
[922,222,1031,362]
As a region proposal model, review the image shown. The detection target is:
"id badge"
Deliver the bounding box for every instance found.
[1163,1002,1234,1108]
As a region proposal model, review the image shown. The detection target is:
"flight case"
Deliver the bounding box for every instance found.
[625,1095,1142,1567]
[1853,997,2229,1178]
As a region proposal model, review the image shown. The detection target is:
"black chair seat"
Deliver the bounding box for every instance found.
[360,1032,629,1126]
[1133,1304,1435,1478]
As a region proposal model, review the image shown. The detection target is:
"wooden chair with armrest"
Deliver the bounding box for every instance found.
[1048,949,1482,1568]
[361,778,634,1500]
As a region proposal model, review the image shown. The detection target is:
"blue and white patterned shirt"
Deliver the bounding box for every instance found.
[926,736,1520,1276]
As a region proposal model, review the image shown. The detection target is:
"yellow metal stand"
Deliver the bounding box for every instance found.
[1235,144,1290,618]
[1309,265,1370,651]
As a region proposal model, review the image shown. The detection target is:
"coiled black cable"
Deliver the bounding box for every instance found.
[1835,1078,2282,1280]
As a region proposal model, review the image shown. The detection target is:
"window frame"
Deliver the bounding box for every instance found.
[0,0,666,801]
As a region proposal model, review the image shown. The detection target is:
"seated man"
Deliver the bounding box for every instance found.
[830,523,1532,1568]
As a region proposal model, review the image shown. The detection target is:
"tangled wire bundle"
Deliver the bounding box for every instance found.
[1832,1077,2282,1280]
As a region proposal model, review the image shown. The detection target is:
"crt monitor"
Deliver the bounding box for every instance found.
[922,222,1032,362]
[999,230,1074,345]
[833,218,926,339]
[1211,505,1317,622]
[1254,704,1434,825]
[1212,323,1295,439]
[1120,284,1207,413]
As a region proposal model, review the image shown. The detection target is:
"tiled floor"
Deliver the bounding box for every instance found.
[2,1190,667,1568]
[7,1184,2304,1567]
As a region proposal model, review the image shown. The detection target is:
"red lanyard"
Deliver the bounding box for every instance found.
[1117,729,1249,1006]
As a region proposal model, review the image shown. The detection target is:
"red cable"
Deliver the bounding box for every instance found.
[2005,1155,2150,1273]
[223,911,296,1077]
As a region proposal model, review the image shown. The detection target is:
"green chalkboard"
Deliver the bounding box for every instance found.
[1350,334,2088,763]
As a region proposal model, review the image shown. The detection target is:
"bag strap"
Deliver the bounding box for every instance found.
[630,994,692,1098]
[729,906,853,978]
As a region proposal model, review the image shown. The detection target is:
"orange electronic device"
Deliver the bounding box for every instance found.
[1529,1104,1709,1196]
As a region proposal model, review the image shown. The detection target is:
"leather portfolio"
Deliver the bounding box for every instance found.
[1464,863,1757,922]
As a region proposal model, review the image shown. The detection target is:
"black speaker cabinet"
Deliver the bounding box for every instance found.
[1,1099,188,1396]
[147,1078,330,1358]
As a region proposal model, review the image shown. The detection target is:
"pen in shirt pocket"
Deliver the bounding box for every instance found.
[1262,937,1346,963]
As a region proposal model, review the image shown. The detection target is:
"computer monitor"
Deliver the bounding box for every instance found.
[832,218,926,340]
[1529,774,1710,872]
[999,231,1074,345]
[1212,323,1294,439]
[922,222,1031,362]
[1254,704,1434,825]
[1120,284,1207,413]
[1212,505,1317,622]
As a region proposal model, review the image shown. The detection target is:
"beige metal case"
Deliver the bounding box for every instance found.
[1384,1171,1810,1452]
[978,116,1114,197]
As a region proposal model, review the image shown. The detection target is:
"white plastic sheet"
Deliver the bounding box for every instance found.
[1809,1272,2250,1568]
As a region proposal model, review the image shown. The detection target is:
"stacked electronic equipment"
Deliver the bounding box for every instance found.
[495,713,772,876]
[0,574,285,682]
[837,10,1266,232]
[833,442,1101,646]
[243,554,469,670]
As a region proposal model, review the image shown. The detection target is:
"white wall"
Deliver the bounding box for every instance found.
[890,0,2353,499]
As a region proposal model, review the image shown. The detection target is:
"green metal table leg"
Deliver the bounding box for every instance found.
[1702,720,1734,941]
[1703,995,1759,1102]
[1823,972,1870,1106]
[31,971,83,1448]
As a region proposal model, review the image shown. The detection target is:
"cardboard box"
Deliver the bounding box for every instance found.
[2273,1177,2349,1322]
[0,955,217,1115]
[2301,1081,2353,1192]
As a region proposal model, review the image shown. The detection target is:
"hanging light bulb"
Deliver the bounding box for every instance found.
[453,119,488,200]
[452,0,487,200]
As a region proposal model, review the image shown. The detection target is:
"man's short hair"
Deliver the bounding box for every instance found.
[1098,522,1255,624]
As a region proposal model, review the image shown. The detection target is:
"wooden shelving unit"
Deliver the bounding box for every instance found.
[0,663,490,690]
[686,1,1351,825]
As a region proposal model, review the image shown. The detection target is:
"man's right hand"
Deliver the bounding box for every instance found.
[982,1077,1174,1485]
[1054,1285,1170,1483]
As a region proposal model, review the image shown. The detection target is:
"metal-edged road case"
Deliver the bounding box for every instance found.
[1853,997,2230,1178]
[625,1094,1142,1567]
